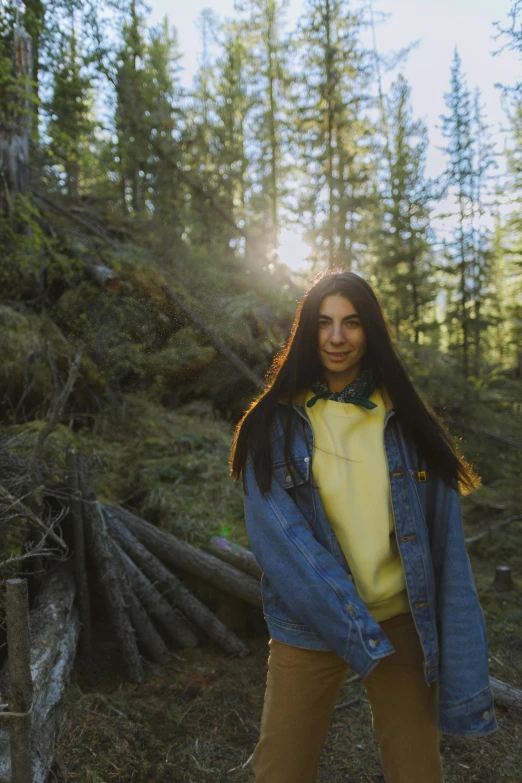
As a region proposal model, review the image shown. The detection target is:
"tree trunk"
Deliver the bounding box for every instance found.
[107,505,262,609]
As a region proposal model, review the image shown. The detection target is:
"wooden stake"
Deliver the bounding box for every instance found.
[6,579,33,783]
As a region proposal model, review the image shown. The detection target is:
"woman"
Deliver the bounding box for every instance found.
[229,271,497,783]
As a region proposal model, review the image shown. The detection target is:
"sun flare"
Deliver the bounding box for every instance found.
[278,228,310,272]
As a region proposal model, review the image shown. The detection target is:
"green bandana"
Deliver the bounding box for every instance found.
[306,366,378,410]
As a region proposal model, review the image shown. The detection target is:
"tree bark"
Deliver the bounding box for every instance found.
[115,544,198,649]
[105,509,249,658]
[107,505,262,609]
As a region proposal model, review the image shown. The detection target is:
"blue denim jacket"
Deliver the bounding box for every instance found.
[243,393,498,737]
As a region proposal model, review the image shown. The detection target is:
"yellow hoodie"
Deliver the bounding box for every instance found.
[305,387,410,622]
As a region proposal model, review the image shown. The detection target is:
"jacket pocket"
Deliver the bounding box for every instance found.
[261,573,309,629]
[273,457,316,528]
[273,457,310,489]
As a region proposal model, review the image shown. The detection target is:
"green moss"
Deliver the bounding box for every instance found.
[71,394,247,547]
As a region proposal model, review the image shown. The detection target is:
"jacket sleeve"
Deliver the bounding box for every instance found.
[243,458,395,677]
[429,480,498,736]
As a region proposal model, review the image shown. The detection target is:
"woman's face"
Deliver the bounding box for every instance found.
[317,294,367,391]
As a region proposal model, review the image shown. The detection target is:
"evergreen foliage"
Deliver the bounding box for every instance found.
[369,74,435,343]
[291,0,376,270]
[0,0,520,439]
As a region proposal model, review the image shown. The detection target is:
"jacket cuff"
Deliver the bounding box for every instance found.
[438,686,499,736]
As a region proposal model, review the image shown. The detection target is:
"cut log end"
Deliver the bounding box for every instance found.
[494,566,513,592]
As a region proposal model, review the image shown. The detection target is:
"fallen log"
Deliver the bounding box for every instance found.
[107,505,262,609]
[115,544,198,649]
[105,509,249,658]
[77,456,143,683]
[206,536,262,581]
[159,285,264,390]
[0,568,80,783]
[491,677,522,711]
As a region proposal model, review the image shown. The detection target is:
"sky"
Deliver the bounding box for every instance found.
[147,0,520,269]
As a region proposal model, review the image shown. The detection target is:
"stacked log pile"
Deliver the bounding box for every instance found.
[0,448,263,780]
[68,451,260,684]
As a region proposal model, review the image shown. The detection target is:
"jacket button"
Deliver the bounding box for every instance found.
[304,457,310,463]
[345,604,356,617]
[368,638,380,648]
[285,475,291,483]
[481,710,490,720]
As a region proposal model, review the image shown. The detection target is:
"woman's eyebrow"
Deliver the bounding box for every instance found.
[318,313,360,321]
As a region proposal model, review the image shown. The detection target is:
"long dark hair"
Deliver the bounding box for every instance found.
[230,271,479,494]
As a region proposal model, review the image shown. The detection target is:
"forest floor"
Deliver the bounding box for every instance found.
[54,546,522,783]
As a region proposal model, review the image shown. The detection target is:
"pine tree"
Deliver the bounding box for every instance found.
[468,87,498,375]
[114,0,151,213]
[145,17,182,218]
[235,0,291,260]
[499,96,522,376]
[292,0,376,270]
[47,26,95,197]
[440,48,475,378]
[213,25,251,226]
[371,74,435,343]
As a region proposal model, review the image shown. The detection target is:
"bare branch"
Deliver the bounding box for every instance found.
[32,350,83,465]
[0,486,67,551]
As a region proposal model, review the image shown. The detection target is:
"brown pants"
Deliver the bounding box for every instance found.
[252,612,444,783]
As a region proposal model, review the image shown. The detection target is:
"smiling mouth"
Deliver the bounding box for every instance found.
[326,351,350,357]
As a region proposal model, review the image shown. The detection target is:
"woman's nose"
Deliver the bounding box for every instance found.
[330,324,345,343]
